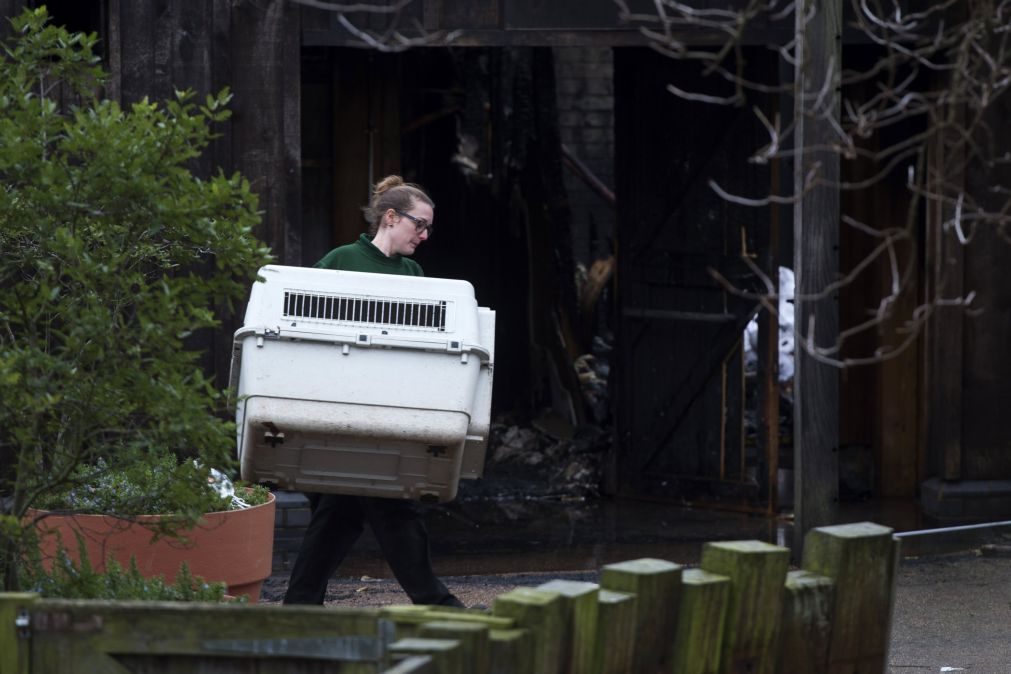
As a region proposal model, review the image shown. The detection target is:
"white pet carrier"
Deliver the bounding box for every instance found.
[230,264,495,502]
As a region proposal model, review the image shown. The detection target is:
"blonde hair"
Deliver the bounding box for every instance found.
[363,175,434,236]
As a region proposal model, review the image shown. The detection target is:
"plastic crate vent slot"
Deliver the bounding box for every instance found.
[283,290,448,332]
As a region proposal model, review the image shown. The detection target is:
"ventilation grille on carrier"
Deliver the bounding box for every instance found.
[283,290,447,331]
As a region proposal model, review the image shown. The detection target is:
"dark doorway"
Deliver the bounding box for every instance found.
[611,47,777,511]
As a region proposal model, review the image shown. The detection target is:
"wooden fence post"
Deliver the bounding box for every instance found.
[493,588,563,674]
[536,579,598,674]
[0,593,38,674]
[382,655,436,674]
[778,570,834,673]
[419,621,490,674]
[388,637,463,674]
[599,557,682,673]
[669,569,731,674]
[591,589,636,674]
[701,540,790,674]
[801,522,899,674]
[489,628,533,674]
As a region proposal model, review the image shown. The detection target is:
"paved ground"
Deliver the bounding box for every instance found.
[888,549,1011,673]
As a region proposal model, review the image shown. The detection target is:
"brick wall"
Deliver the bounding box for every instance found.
[554,46,616,264]
[272,490,311,573]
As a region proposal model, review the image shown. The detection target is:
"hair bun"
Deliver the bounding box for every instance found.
[373,175,405,197]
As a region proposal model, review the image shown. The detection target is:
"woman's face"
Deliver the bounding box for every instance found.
[385,200,433,256]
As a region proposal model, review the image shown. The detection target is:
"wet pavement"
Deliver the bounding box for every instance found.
[329,492,962,579]
[888,549,1011,673]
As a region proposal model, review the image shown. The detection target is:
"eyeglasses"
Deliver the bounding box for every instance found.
[395,209,434,236]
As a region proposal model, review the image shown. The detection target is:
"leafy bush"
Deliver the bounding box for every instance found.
[0,8,273,590]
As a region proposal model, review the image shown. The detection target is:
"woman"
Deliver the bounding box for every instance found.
[283,176,463,608]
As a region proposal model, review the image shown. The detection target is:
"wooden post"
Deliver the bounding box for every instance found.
[383,655,436,674]
[492,588,563,674]
[599,558,682,673]
[489,629,533,674]
[590,590,636,674]
[778,570,834,674]
[700,540,790,674]
[924,67,966,483]
[536,580,598,674]
[801,522,899,674]
[792,0,842,552]
[229,0,302,264]
[388,638,463,674]
[0,593,37,674]
[669,569,731,674]
[419,622,490,674]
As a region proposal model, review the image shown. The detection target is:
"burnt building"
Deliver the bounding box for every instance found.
[7,0,1010,536]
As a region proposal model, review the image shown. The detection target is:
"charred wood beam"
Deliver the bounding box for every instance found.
[561,144,615,207]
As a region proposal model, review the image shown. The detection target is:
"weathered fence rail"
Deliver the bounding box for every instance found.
[0,521,899,674]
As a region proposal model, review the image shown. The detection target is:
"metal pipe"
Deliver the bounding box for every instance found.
[893,519,1011,538]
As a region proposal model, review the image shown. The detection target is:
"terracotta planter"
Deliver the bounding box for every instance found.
[31,491,275,602]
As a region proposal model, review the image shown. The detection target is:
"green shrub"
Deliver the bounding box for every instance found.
[0,7,273,590]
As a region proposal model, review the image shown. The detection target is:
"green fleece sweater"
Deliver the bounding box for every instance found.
[314,233,424,276]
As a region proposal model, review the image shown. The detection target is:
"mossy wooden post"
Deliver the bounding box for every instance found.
[591,589,636,674]
[700,540,789,674]
[536,579,598,674]
[599,558,682,673]
[419,621,490,674]
[801,522,899,674]
[0,593,38,674]
[388,638,463,674]
[489,629,532,674]
[669,569,731,674]
[778,570,834,673]
[493,588,563,674]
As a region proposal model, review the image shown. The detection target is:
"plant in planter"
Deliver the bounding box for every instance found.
[22,535,236,603]
[29,463,277,601]
[0,8,273,593]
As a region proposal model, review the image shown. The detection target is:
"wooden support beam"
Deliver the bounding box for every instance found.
[383,655,437,674]
[599,558,682,673]
[536,580,599,674]
[700,541,790,674]
[489,629,533,674]
[778,570,834,673]
[419,622,490,674]
[590,590,636,674]
[793,0,842,550]
[801,522,899,674]
[388,638,463,674]
[670,569,731,674]
[492,588,563,674]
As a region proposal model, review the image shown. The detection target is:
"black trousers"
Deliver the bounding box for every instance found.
[283,493,462,607]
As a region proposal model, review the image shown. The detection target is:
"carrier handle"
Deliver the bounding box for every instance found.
[231,325,492,366]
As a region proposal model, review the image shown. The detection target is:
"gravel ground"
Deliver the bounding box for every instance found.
[259,569,599,609]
